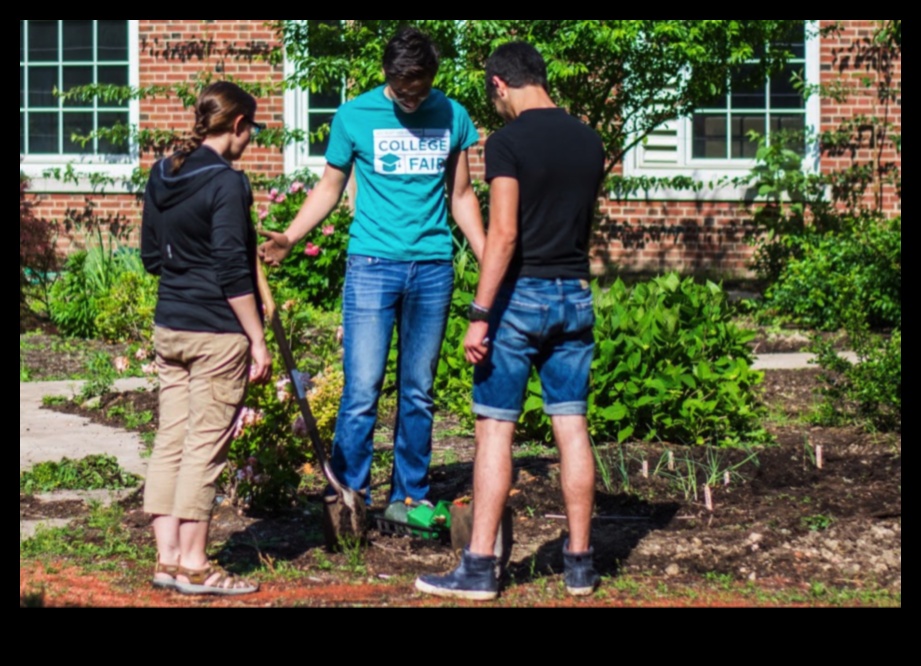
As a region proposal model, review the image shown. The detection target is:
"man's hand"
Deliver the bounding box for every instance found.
[464,321,491,366]
[258,229,293,267]
[248,339,273,385]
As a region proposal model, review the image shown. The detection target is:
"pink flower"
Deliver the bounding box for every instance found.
[289,182,304,194]
[258,208,269,221]
[322,225,335,237]
[233,408,265,439]
[305,243,322,257]
[113,356,130,374]
[276,193,287,204]
[135,347,150,361]
[141,363,158,376]
[276,377,291,403]
[268,188,280,202]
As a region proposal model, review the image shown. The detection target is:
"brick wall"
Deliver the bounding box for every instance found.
[820,20,901,216]
[28,19,285,250]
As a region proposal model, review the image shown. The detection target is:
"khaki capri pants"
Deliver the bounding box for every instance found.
[143,327,250,522]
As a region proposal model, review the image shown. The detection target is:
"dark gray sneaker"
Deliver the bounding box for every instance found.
[563,541,600,597]
[415,549,499,601]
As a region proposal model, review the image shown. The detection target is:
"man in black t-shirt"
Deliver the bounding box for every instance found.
[416,42,606,601]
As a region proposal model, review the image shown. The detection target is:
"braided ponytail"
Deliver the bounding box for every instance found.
[170,82,258,174]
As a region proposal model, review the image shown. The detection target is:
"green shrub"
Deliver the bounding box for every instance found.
[760,216,901,331]
[49,251,99,338]
[50,246,158,342]
[94,268,158,343]
[557,275,766,448]
[813,329,901,433]
[221,303,344,511]
[255,171,350,312]
[436,272,769,448]
[20,454,141,495]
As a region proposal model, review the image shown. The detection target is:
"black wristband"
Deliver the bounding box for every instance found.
[468,302,490,322]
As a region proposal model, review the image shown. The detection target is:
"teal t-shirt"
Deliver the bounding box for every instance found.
[325,85,480,261]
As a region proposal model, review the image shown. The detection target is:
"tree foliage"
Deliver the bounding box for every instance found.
[277,20,806,173]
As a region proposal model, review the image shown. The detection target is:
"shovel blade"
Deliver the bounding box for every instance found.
[322,493,368,552]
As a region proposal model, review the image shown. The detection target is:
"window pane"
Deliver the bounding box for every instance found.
[311,88,343,110]
[731,115,765,159]
[29,113,60,153]
[309,112,335,157]
[731,64,766,110]
[29,21,58,63]
[775,22,806,59]
[20,67,26,109]
[63,66,93,108]
[98,65,129,108]
[29,67,58,108]
[98,111,129,155]
[62,20,93,61]
[63,112,94,154]
[98,20,128,61]
[20,21,25,63]
[771,65,805,109]
[21,113,26,154]
[692,114,727,159]
[770,114,806,155]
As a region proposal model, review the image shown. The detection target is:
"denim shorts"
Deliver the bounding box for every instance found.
[473,278,595,422]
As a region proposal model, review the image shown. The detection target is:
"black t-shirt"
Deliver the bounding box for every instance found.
[485,108,605,281]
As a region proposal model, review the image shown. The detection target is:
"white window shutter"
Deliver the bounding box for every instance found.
[637,119,680,168]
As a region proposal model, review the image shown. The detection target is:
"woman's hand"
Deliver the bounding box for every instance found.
[248,339,273,384]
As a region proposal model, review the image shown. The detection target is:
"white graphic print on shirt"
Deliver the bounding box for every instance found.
[374,129,452,176]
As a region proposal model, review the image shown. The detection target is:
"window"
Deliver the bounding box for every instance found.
[624,21,819,200]
[20,20,139,189]
[284,20,345,175]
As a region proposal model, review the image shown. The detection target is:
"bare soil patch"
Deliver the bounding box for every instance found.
[23,366,900,606]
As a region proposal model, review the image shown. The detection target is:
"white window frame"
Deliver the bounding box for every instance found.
[21,20,140,194]
[283,20,346,178]
[621,22,820,202]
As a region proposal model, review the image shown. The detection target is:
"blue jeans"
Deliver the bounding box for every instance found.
[332,255,453,504]
[473,278,595,422]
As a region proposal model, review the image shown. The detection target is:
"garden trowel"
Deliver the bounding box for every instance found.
[256,262,367,549]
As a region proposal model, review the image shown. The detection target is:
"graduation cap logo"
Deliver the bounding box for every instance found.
[379,153,401,173]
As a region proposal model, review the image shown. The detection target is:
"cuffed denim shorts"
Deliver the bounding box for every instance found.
[473,278,595,422]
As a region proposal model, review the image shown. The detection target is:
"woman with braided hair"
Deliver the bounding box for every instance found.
[141,81,271,596]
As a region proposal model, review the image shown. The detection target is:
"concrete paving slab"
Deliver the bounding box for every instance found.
[20,378,153,477]
[752,352,858,370]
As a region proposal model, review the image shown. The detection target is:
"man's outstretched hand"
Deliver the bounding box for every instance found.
[258,229,293,267]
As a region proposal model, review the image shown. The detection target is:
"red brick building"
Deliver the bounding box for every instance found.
[21,20,900,276]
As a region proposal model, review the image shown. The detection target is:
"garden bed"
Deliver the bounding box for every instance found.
[21,366,901,607]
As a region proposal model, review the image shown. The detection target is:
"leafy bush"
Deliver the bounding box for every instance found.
[255,171,351,312]
[585,275,768,447]
[221,303,344,511]
[49,251,99,338]
[760,216,901,331]
[50,246,157,341]
[20,454,141,495]
[94,262,158,343]
[437,271,768,448]
[813,329,901,433]
[20,177,59,314]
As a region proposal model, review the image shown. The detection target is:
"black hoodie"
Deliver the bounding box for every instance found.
[141,146,258,335]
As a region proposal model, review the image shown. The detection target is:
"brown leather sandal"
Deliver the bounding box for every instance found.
[152,560,180,591]
[173,563,259,597]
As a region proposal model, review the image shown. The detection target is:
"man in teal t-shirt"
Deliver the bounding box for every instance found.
[260,28,485,516]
